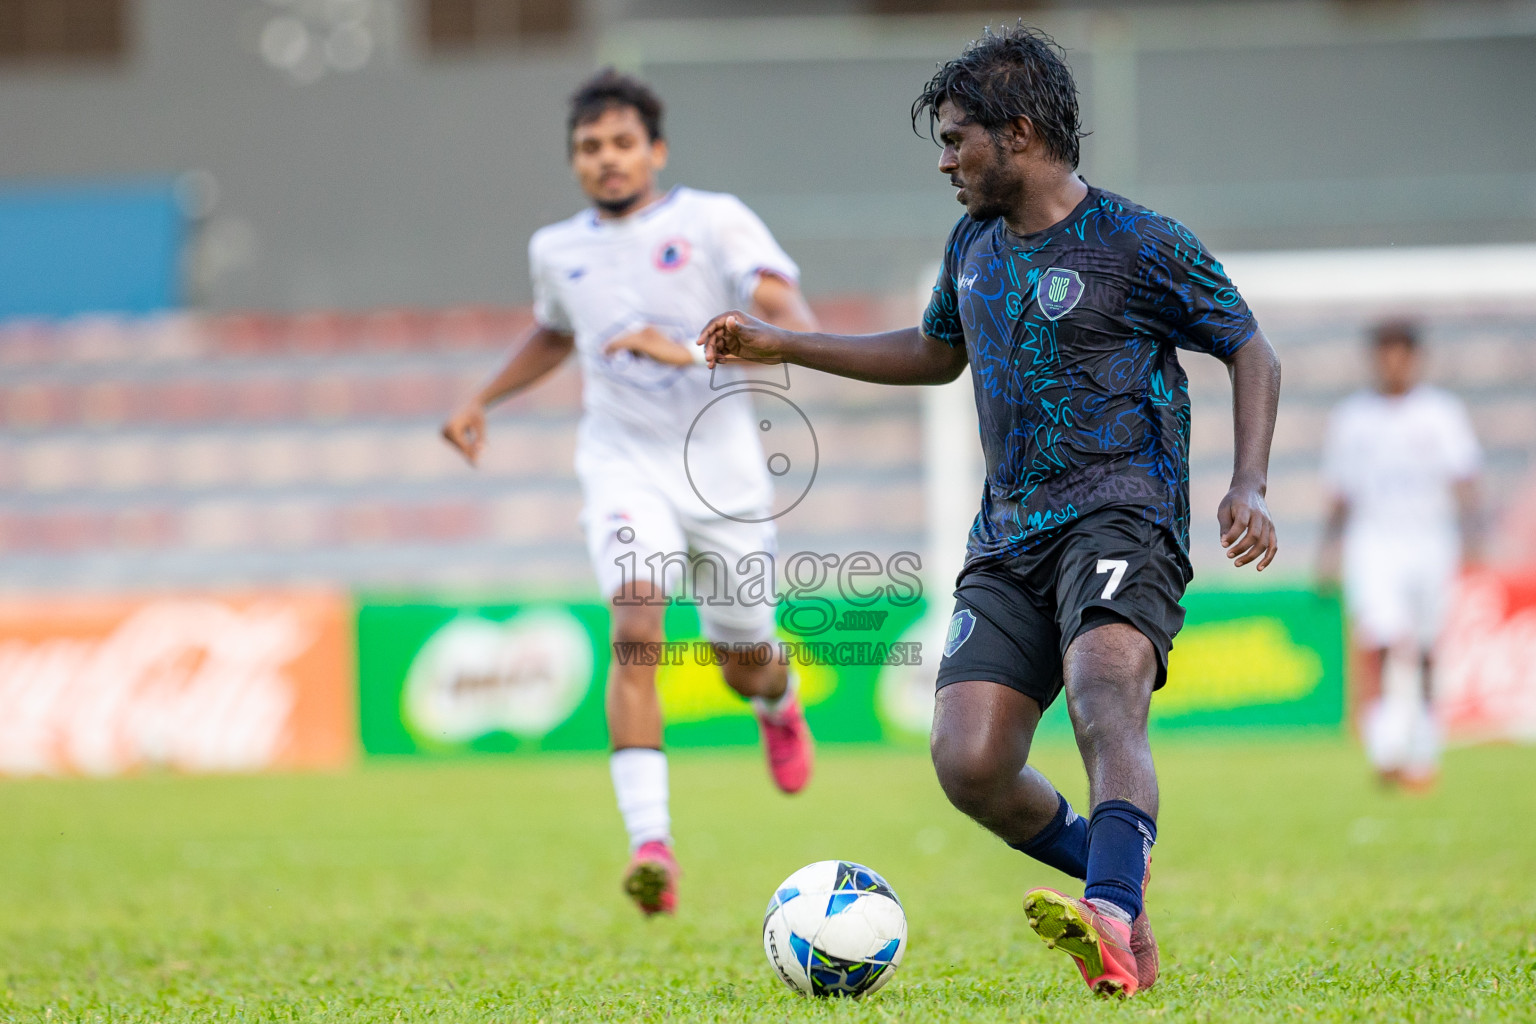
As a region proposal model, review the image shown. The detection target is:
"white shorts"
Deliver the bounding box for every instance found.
[579,473,779,646]
[1343,534,1458,651]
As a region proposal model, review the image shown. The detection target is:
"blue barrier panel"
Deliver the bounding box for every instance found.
[0,178,185,319]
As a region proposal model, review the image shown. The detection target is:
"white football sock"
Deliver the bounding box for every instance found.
[1363,696,1411,773]
[1406,695,1442,778]
[610,747,670,851]
[751,671,799,722]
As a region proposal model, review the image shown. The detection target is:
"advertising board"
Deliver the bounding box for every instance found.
[358,588,1343,755]
[0,592,354,775]
[357,597,925,754]
[1438,570,1536,743]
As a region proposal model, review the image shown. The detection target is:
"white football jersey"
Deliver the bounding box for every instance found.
[529,186,799,517]
[1322,385,1480,547]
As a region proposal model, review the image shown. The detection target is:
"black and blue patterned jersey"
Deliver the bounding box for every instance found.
[922,185,1257,570]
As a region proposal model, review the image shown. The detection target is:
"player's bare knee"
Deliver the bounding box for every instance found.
[930,730,1013,819]
[1071,670,1149,731]
[1069,710,1141,769]
[609,605,665,649]
[1064,626,1156,724]
[720,653,781,698]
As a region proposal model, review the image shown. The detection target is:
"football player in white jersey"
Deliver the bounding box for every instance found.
[442,71,818,915]
[1318,321,1483,790]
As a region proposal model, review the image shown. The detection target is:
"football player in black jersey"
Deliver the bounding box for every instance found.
[699,25,1280,998]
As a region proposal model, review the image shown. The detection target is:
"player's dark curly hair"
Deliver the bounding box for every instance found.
[1372,319,1421,350]
[911,24,1085,169]
[567,69,664,148]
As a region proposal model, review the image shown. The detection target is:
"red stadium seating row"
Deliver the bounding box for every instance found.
[1,366,588,430]
[0,498,498,554]
[1,362,933,431]
[0,298,896,367]
[0,308,529,366]
[1,300,1531,591]
[0,416,921,495]
[0,430,572,493]
[0,477,924,556]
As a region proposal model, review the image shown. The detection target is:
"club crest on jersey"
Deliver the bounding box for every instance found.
[653,237,691,272]
[1036,267,1084,321]
[943,609,977,658]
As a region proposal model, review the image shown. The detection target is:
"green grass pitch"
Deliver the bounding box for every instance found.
[2,737,1532,1022]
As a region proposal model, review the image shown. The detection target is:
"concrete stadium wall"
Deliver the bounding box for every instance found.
[0,0,1533,311]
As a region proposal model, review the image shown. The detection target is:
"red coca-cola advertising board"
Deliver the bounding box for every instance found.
[0,592,354,775]
[1438,570,1536,743]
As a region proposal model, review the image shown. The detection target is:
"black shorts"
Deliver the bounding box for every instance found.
[934,507,1192,712]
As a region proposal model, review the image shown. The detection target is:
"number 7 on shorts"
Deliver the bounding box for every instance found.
[1096,559,1128,599]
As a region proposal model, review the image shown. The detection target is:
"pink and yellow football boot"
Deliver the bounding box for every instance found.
[1023,888,1140,998]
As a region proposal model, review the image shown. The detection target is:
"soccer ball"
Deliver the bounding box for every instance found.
[762,860,907,997]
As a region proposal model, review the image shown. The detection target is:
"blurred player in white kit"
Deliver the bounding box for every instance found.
[1318,321,1483,790]
[442,70,817,915]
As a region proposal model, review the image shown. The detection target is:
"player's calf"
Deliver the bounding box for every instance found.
[1062,624,1159,810]
[929,680,1060,846]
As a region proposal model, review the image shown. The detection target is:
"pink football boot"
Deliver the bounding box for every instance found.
[756,692,814,794]
[623,840,678,916]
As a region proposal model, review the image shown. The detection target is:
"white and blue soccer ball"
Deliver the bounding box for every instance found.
[762,860,907,997]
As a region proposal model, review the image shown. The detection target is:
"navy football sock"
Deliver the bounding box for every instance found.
[1008,793,1088,879]
[1083,799,1156,921]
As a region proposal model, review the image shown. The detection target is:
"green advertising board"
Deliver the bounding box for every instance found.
[1153,589,1344,731]
[357,595,927,755]
[356,588,1343,756]
[357,600,611,755]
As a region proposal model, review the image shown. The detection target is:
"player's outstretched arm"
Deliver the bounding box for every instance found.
[697,312,966,386]
[441,325,575,466]
[1217,329,1282,570]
